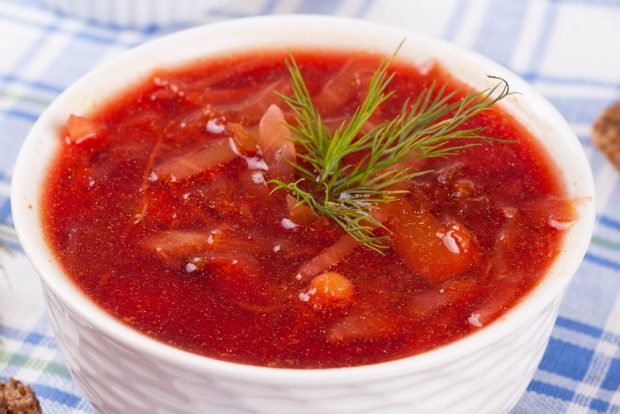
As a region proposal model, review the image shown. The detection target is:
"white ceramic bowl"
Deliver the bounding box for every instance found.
[12,15,595,414]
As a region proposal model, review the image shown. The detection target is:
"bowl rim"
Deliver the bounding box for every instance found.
[11,14,596,384]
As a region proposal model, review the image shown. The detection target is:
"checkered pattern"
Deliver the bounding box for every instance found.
[0,0,618,413]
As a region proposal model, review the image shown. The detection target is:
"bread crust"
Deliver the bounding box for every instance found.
[592,101,620,171]
[0,378,42,414]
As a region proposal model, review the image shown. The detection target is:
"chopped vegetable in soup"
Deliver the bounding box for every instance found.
[43,51,574,368]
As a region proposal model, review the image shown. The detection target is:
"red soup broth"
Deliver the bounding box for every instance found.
[43,51,573,368]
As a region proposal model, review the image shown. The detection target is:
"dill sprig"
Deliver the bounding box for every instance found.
[271,52,513,252]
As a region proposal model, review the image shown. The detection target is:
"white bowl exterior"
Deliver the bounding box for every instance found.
[44,280,561,414]
[12,16,595,414]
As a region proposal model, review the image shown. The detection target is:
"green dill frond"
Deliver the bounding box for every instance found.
[272,48,513,252]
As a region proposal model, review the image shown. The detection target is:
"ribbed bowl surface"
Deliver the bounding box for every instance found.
[44,281,561,414]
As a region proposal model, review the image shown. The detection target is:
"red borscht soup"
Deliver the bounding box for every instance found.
[43,51,573,368]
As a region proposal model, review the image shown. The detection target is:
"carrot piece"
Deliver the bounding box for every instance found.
[304,271,354,308]
[286,195,317,225]
[258,104,296,182]
[384,199,479,285]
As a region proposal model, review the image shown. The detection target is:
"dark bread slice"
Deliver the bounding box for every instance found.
[0,378,42,414]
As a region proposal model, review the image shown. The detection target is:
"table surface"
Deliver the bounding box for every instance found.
[0,0,618,413]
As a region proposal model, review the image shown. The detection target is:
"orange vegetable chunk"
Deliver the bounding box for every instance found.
[384,199,479,285]
[307,271,354,308]
[286,195,317,225]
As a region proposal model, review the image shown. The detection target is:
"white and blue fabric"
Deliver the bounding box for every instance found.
[0,1,618,413]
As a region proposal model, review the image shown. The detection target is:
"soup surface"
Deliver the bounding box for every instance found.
[43,51,572,368]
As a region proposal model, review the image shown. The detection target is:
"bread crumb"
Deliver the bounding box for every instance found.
[592,101,620,171]
[0,378,42,414]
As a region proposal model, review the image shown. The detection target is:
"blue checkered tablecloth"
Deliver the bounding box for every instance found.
[0,0,618,413]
